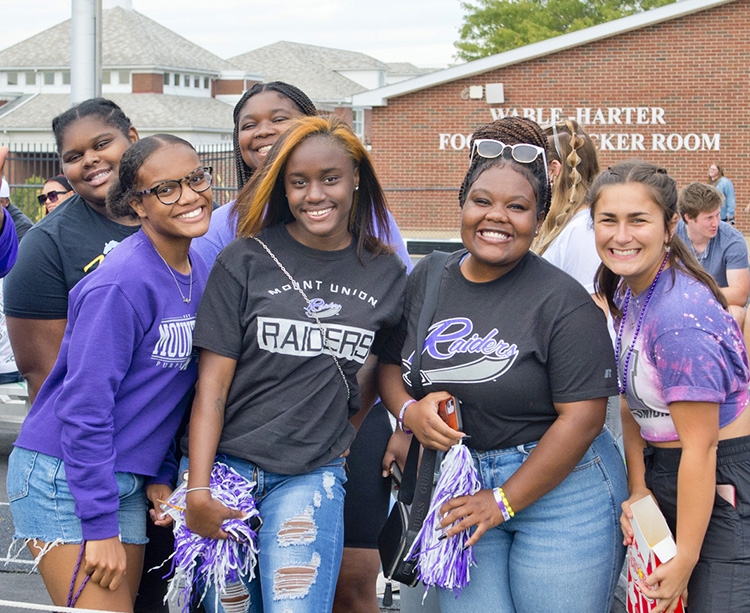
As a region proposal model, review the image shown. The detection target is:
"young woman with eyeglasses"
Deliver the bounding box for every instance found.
[378,117,628,612]
[38,174,75,214]
[593,162,750,613]
[6,134,212,612]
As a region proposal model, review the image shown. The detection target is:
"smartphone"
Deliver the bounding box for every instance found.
[389,461,402,487]
[437,395,462,431]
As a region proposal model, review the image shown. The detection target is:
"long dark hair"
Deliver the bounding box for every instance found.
[589,161,727,317]
[235,115,391,261]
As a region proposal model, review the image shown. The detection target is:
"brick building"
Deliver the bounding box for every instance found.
[353,0,748,238]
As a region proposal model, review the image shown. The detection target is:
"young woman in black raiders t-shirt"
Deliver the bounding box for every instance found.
[184,115,406,613]
[378,116,628,613]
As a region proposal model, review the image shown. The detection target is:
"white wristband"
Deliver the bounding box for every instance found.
[398,399,416,434]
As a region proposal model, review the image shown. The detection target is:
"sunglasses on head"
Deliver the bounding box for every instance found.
[470,138,549,182]
[38,190,70,205]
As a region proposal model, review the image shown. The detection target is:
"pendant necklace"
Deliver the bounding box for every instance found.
[155,249,193,304]
[614,252,669,395]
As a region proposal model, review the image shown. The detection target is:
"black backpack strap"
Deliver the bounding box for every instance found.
[408,250,450,398]
[403,250,450,532]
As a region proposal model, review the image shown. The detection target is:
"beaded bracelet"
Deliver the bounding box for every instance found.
[493,487,514,522]
[398,399,417,434]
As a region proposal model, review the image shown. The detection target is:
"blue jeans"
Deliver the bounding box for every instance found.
[437,429,628,613]
[180,454,347,613]
[8,447,148,546]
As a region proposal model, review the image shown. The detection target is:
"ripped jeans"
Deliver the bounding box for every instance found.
[182,454,347,613]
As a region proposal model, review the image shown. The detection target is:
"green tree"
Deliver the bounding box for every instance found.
[455,0,676,61]
[11,175,45,223]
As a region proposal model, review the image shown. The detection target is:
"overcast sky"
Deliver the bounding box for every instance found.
[1,0,466,68]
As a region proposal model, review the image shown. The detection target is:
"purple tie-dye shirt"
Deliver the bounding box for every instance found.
[614,268,749,442]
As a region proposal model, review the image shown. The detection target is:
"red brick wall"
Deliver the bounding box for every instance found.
[368,0,750,235]
[132,73,164,94]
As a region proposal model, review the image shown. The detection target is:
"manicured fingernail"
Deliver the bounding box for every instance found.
[438,533,447,541]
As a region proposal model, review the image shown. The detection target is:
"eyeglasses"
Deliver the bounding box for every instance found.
[470,139,549,181]
[38,190,70,205]
[136,167,213,205]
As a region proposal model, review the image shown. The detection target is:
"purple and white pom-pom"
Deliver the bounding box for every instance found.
[406,442,480,597]
[162,462,261,613]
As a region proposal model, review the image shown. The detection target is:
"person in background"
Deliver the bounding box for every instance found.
[593,161,750,613]
[531,120,623,455]
[0,146,19,277]
[378,117,627,613]
[0,177,34,385]
[675,182,750,329]
[0,178,33,241]
[192,81,413,613]
[7,134,211,612]
[533,119,601,294]
[4,98,140,405]
[708,163,736,224]
[184,115,406,613]
[39,174,75,215]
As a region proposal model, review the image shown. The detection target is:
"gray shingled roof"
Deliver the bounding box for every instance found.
[0,93,233,133]
[229,41,390,104]
[0,6,235,73]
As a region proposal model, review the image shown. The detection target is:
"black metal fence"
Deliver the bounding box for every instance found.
[4,143,238,223]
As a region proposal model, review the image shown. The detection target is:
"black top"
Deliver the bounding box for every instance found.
[380,250,617,451]
[4,195,139,319]
[191,224,407,475]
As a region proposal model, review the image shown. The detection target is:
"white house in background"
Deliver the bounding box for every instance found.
[0,3,262,147]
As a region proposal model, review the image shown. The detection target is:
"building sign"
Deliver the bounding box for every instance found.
[438,106,719,152]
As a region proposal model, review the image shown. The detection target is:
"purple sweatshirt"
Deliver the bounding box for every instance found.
[14,231,208,540]
[0,208,18,277]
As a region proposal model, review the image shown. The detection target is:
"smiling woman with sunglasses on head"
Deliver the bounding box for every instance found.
[7,134,211,613]
[378,116,627,613]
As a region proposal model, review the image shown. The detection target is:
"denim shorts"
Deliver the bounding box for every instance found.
[7,447,149,546]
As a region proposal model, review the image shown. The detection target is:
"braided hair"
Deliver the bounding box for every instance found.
[459,116,550,217]
[232,82,317,190]
[533,119,600,255]
[589,160,727,317]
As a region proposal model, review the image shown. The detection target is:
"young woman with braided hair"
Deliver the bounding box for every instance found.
[378,116,627,612]
[532,119,601,293]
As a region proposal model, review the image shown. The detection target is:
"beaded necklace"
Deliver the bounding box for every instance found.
[614,252,669,395]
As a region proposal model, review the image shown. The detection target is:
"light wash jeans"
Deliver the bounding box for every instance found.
[180,454,347,613]
[437,429,627,613]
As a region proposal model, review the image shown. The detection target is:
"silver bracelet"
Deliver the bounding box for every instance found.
[185,486,211,494]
